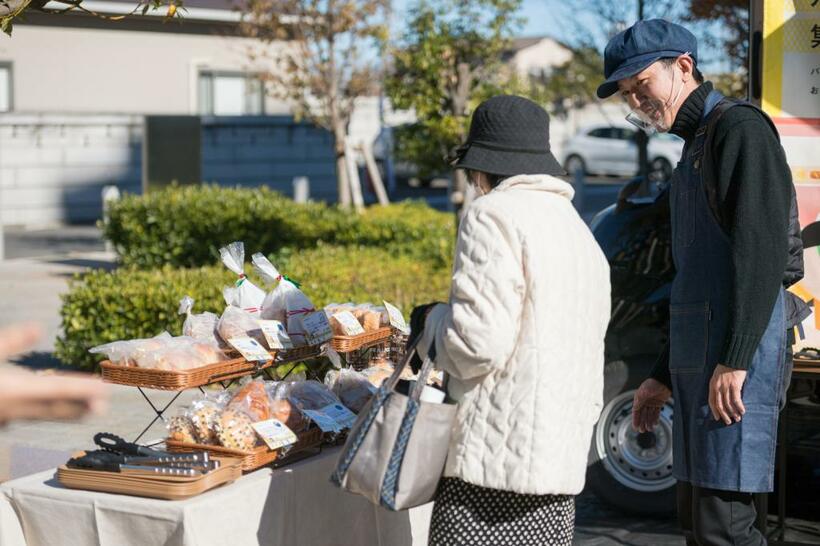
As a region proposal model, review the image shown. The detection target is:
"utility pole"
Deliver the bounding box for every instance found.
[636,0,650,180]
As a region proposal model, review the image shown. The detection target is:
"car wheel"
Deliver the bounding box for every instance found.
[587,361,677,516]
[564,155,586,177]
[649,157,673,182]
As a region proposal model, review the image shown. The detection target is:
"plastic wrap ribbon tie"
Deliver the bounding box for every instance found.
[277,274,302,289]
[286,307,315,317]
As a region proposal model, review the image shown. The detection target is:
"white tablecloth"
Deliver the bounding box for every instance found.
[0,447,432,546]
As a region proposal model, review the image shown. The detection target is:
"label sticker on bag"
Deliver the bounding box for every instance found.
[320,403,358,429]
[302,409,342,432]
[383,301,410,334]
[303,403,357,432]
[251,419,298,450]
[257,320,294,350]
[301,311,333,345]
[332,311,365,336]
[227,336,272,362]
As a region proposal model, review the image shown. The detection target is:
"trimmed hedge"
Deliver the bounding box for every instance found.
[103,185,455,269]
[55,246,452,370]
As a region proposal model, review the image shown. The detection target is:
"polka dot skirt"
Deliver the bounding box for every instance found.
[428,477,575,546]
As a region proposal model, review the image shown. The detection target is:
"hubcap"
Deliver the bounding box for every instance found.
[566,157,584,174]
[595,390,675,492]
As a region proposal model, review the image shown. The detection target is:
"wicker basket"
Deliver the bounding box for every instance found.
[100,356,276,391]
[331,327,392,353]
[166,427,323,472]
[276,344,322,364]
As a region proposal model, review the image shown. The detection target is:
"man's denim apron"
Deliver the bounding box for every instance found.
[669,90,788,492]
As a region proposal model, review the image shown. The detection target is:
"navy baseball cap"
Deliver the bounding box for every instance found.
[597,19,698,99]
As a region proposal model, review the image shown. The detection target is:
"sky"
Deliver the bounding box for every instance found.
[390,0,733,73]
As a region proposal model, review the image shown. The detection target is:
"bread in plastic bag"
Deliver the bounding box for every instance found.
[89,332,173,367]
[325,368,376,413]
[264,381,309,432]
[287,380,343,411]
[139,337,228,371]
[168,409,197,443]
[252,253,316,347]
[216,409,259,451]
[189,393,228,445]
[226,378,272,422]
[217,305,267,348]
[219,241,266,314]
[179,296,221,346]
[324,303,388,334]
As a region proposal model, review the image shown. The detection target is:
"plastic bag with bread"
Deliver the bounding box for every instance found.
[252,253,316,347]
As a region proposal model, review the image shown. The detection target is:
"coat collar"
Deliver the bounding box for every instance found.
[491,174,575,201]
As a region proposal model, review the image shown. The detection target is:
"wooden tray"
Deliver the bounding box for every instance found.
[166,427,323,471]
[332,327,392,353]
[100,356,276,391]
[56,456,242,501]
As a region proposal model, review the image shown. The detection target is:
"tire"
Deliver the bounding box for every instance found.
[649,157,673,182]
[564,155,586,176]
[586,360,677,516]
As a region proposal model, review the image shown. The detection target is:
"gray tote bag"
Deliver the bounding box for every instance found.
[330,337,456,511]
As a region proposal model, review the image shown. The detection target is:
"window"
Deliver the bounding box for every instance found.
[614,128,637,141]
[588,128,615,139]
[0,63,12,112]
[198,71,264,116]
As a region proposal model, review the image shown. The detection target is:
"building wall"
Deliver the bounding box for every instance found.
[510,38,573,79]
[0,114,336,227]
[0,24,291,115]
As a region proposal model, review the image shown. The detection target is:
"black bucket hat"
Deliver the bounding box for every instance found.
[450,95,565,177]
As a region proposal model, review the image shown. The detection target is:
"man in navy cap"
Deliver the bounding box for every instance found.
[598,18,804,546]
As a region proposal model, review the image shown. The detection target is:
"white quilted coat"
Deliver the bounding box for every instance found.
[419,174,611,496]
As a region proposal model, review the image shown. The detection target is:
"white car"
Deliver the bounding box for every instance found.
[561,125,684,181]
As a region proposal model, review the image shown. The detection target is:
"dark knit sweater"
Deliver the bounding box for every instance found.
[650,82,792,389]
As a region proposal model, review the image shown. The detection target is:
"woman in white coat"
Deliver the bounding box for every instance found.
[412,95,611,546]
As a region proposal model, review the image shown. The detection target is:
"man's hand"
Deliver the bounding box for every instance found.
[709,364,746,425]
[0,322,109,425]
[0,322,42,362]
[632,378,672,433]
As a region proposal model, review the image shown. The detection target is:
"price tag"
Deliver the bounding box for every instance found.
[257,320,294,350]
[301,311,333,345]
[303,403,358,432]
[333,311,365,336]
[227,336,272,362]
[383,301,410,334]
[251,419,298,450]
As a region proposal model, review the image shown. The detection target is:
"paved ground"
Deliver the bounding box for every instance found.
[0,187,818,545]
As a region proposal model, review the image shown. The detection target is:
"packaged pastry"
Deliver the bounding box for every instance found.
[252,253,316,347]
[189,396,225,445]
[325,368,376,413]
[226,378,272,422]
[265,381,309,432]
[287,380,343,411]
[219,241,266,315]
[168,412,197,444]
[178,296,221,346]
[89,332,173,367]
[216,409,258,451]
[138,337,227,371]
[217,305,267,347]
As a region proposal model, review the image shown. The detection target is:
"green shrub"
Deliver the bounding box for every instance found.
[102,185,455,269]
[56,246,452,370]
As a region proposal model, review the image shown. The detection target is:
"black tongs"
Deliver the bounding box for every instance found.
[65,433,219,475]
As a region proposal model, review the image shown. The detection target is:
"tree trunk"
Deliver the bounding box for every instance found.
[333,125,351,208]
[450,62,473,220]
